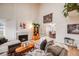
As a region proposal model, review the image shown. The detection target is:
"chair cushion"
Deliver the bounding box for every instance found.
[47,45,63,56]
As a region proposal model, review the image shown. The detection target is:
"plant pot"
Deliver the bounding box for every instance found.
[68,10,79,17]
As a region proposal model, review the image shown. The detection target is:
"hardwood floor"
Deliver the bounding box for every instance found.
[68,46,79,56]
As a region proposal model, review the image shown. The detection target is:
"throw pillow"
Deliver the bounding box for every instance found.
[40,39,47,50]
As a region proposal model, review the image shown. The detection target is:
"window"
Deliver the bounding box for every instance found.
[0,22,5,37]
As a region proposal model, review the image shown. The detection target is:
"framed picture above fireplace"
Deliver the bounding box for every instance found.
[19,22,26,29]
[43,13,52,23]
[67,24,79,34]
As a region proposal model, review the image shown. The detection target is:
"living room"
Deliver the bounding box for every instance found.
[0,3,79,56]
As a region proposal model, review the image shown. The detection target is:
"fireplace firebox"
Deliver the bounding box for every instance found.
[18,35,28,42]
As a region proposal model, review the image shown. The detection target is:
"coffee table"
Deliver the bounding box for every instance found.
[15,43,34,54]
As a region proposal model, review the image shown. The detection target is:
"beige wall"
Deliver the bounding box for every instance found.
[38,3,79,47]
[38,3,66,42]
[0,3,39,40]
[0,3,79,46]
[0,4,16,41]
[66,12,79,47]
[15,4,39,40]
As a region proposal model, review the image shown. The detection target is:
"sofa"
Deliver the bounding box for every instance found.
[0,38,8,45]
[45,44,68,56]
[44,39,68,56]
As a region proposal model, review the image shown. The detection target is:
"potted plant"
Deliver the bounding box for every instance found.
[32,23,40,40]
[63,3,79,17]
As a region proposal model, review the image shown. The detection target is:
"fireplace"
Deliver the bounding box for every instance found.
[18,35,28,42]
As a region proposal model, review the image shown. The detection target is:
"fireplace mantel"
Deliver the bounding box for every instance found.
[16,29,28,35]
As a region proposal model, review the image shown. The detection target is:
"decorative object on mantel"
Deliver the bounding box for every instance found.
[67,24,79,34]
[32,23,40,40]
[43,13,52,23]
[63,3,79,17]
